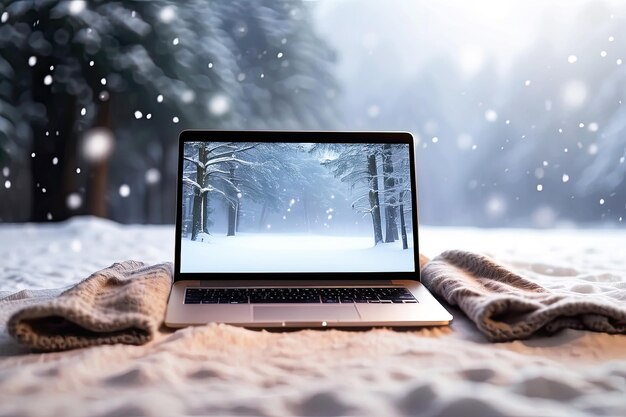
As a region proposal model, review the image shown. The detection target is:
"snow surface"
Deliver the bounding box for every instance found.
[0,217,625,417]
[181,233,414,273]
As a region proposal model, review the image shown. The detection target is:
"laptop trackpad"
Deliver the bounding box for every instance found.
[253,306,360,322]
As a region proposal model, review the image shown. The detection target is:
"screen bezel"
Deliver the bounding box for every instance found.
[174,130,420,281]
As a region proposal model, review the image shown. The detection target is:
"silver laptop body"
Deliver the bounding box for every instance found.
[165,130,452,328]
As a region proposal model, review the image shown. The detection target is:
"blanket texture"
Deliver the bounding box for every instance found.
[421,250,626,342]
[7,261,172,351]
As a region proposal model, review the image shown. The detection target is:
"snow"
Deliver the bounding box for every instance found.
[66,193,82,210]
[181,233,414,273]
[27,56,36,67]
[145,168,160,184]
[208,94,230,116]
[562,79,587,108]
[118,184,130,198]
[567,54,577,63]
[159,6,176,23]
[484,109,498,122]
[68,0,86,15]
[43,75,52,85]
[81,128,114,162]
[1,219,625,417]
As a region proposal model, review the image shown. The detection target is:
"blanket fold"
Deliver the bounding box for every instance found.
[7,261,173,351]
[421,250,626,342]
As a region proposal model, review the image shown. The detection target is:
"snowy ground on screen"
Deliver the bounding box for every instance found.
[180,233,415,273]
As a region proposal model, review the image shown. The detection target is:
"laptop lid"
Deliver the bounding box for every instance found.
[174,130,419,282]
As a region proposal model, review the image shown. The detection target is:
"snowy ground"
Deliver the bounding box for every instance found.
[0,217,625,417]
[181,233,415,273]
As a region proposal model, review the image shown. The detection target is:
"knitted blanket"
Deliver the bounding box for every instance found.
[7,261,172,351]
[421,250,626,342]
[6,251,625,351]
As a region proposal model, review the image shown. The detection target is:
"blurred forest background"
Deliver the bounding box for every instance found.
[0,0,625,228]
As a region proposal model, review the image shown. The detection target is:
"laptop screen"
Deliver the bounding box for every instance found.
[178,139,416,273]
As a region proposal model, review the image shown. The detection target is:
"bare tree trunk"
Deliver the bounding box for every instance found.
[191,191,202,241]
[367,153,383,245]
[227,165,237,236]
[382,144,398,242]
[87,99,112,219]
[191,145,207,240]
[202,192,210,233]
[398,187,408,250]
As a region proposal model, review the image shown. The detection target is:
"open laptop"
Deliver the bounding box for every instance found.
[165,130,452,328]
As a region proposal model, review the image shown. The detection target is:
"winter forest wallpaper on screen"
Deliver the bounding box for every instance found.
[0,0,625,228]
[180,142,414,272]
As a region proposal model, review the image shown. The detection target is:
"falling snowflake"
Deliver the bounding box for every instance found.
[172,37,179,46]
[208,94,230,116]
[134,110,143,119]
[567,55,578,64]
[100,77,107,85]
[536,184,543,191]
[431,136,439,143]
[484,109,498,122]
[599,198,605,205]
[68,0,86,15]
[159,5,176,23]
[562,174,570,183]
[80,107,86,116]
[28,56,37,67]
[43,75,53,85]
[157,94,164,103]
[145,168,161,184]
[600,50,607,58]
[52,157,58,165]
[1,11,8,23]
[172,116,180,123]
[277,52,284,59]
[562,80,587,108]
[4,180,10,189]
[524,80,531,86]
[486,195,506,218]
[588,122,599,132]
[119,184,131,197]
[66,193,82,210]
[82,128,114,163]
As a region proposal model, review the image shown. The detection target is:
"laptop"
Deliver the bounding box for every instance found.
[165,130,452,328]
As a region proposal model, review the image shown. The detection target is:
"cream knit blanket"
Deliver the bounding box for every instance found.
[7,261,172,351]
[421,250,626,341]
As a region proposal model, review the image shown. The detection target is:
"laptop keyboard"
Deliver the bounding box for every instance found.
[184,287,418,304]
